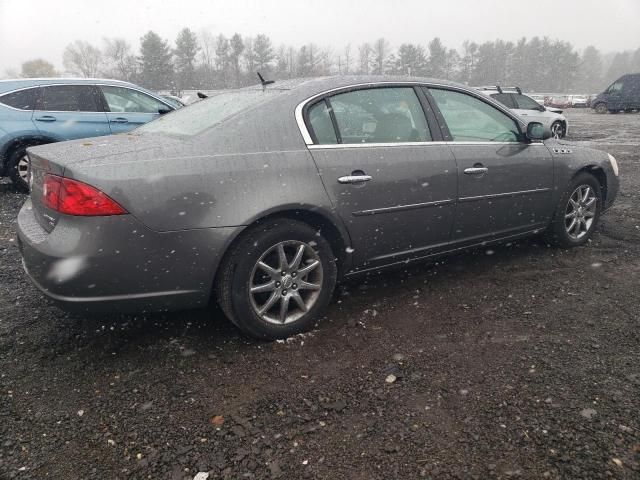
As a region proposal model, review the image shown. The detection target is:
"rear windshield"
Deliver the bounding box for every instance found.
[135,90,282,137]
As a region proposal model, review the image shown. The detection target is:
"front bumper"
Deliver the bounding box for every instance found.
[17,199,240,314]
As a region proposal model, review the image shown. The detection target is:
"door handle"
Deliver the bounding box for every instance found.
[464,167,488,175]
[338,174,372,184]
[109,117,129,124]
[35,115,56,122]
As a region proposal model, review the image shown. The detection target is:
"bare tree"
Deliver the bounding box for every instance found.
[63,40,102,77]
[358,43,372,74]
[372,38,390,75]
[102,38,137,80]
[21,59,58,77]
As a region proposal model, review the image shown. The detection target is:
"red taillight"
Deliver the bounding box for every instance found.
[42,174,127,216]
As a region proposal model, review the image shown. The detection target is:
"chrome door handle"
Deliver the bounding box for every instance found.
[338,175,372,184]
[464,167,488,175]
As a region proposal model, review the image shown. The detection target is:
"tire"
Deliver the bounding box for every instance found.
[215,219,338,340]
[545,172,602,248]
[7,145,30,192]
[550,121,565,139]
[593,103,607,114]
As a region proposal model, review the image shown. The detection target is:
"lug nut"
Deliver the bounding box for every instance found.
[292,284,297,289]
[275,281,281,287]
[291,272,297,277]
[282,289,287,296]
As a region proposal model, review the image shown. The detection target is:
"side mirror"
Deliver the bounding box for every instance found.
[158,107,171,115]
[538,105,546,112]
[526,121,551,141]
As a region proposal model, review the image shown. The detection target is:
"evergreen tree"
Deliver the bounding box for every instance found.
[174,28,200,91]
[254,34,275,73]
[427,38,447,79]
[139,31,174,90]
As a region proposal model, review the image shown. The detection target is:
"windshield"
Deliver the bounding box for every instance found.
[136,90,281,137]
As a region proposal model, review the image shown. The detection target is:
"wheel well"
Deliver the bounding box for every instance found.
[577,166,607,204]
[2,137,52,168]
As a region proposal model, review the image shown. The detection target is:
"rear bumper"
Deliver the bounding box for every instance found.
[17,199,240,314]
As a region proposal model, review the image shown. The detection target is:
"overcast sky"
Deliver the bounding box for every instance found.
[1,0,639,72]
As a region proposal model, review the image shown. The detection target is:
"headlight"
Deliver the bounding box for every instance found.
[607,153,619,176]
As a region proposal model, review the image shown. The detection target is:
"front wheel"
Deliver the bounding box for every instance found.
[216,219,338,339]
[593,103,608,114]
[545,172,602,248]
[551,121,565,139]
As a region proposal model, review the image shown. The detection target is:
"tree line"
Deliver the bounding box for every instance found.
[12,29,640,94]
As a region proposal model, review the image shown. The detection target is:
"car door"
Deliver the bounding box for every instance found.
[304,86,458,270]
[33,85,110,140]
[425,87,554,244]
[99,85,172,133]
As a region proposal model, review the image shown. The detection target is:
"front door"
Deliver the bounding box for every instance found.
[426,87,554,244]
[99,85,171,133]
[304,86,458,270]
[33,85,110,141]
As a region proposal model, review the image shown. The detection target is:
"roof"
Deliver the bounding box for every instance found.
[0,77,139,95]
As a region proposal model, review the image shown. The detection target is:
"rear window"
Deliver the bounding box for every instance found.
[0,88,37,110]
[136,90,282,137]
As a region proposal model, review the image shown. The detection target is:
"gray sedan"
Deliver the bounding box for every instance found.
[17,76,620,339]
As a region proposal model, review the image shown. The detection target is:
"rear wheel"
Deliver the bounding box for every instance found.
[216,219,338,340]
[7,146,30,191]
[593,103,607,114]
[546,172,602,248]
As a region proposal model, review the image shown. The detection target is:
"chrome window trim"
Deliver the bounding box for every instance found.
[308,141,546,150]
[459,187,551,203]
[353,198,455,217]
[294,81,527,146]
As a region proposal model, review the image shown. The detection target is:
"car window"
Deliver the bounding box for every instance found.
[608,81,623,94]
[429,88,520,143]
[308,100,338,144]
[136,90,282,137]
[101,86,168,114]
[326,87,431,144]
[514,94,543,110]
[0,88,37,110]
[39,85,102,112]
[489,93,516,109]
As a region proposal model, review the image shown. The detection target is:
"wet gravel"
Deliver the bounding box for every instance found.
[1,110,639,479]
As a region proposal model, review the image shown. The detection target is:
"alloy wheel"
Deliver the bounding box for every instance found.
[551,122,564,139]
[249,240,323,325]
[17,155,30,182]
[564,185,597,240]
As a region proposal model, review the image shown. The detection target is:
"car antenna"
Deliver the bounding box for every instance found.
[257,72,275,91]
[197,92,208,99]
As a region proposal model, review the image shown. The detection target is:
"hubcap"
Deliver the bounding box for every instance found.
[249,240,323,325]
[17,155,30,181]
[565,185,597,240]
[551,123,563,139]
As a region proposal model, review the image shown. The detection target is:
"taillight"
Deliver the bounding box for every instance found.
[42,174,127,216]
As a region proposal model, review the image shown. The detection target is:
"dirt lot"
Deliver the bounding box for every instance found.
[1,110,639,479]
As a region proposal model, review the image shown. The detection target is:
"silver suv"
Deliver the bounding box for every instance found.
[476,86,568,138]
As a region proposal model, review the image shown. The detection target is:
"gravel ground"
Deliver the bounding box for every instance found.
[1,110,639,479]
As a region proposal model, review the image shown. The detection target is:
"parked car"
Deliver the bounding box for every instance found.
[18,76,619,339]
[160,94,186,109]
[476,86,568,138]
[547,96,572,109]
[0,78,177,190]
[569,95,588,108]
[592,73,640,113]
[529,94,546,106]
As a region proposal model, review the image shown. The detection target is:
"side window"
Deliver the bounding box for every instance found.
[0,88,37,110]
[428,88,520,143]
[490,93,516,109]
[40,85,102,112]
[514,94,543,110]
[308,100,338,144]
[321,87,431,144]
[608,81,623,94]
[101,86,168,114]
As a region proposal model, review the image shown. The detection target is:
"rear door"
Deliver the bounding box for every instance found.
[426,87,553,244]
[33,85,110,140]
[99,85,172,133]
[304,86,458,270]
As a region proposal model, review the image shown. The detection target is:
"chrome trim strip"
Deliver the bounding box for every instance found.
[294,80,526,146]
[308,141,546,149]
[353,199,454,216]
[459,187,551,203]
